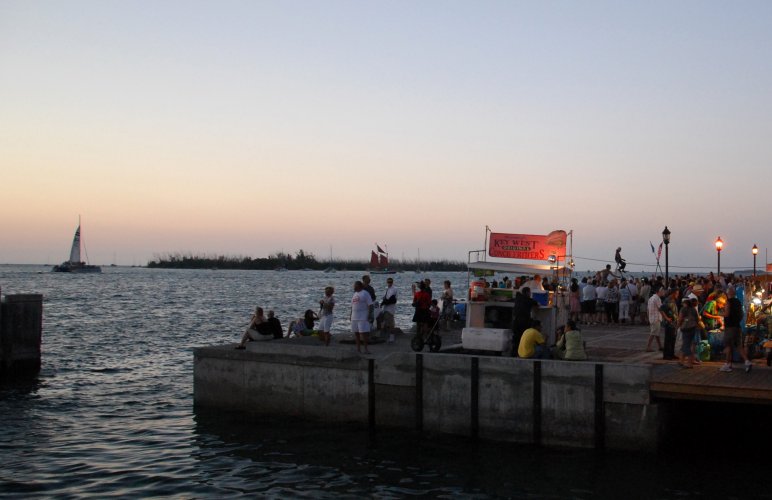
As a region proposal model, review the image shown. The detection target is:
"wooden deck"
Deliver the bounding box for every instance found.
[650,363,772,404]
[579,322,772,405]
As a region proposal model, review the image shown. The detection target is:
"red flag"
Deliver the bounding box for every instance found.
[657,242,663,262]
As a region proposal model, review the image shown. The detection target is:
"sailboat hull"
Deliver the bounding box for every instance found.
[52,262,102,273]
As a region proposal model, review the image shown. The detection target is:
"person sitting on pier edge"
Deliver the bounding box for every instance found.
[517,319,549,359]
[512,287,539,356]
[265,310,283,339]
[287,309,319,337]
[236,307,271,349]
[555,319,587,361]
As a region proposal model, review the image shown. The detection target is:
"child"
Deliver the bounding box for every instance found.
[429,299,440,324]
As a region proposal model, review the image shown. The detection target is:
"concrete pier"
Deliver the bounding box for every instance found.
[194,320,772,452]
[194,342,658,451]
[0,293,44,379]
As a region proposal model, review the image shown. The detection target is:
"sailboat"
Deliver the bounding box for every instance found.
[52,218,102,273]
[323,246,336,273]
[368,244,396,274]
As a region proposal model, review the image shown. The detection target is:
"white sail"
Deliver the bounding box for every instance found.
[69,226,82,264]
[53,218,101,273]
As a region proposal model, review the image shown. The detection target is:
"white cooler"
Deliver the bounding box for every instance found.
[462,327,512,354]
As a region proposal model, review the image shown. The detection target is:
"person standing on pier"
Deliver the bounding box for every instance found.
[646,286,665,352]
[362,275,376,329]
[719,286,753,373]
[660,288,680,360]
[677,294,701,368]
[318,286,335,346]
[605,280,620,324]
[440,280,454,330]
[351,280,374,354]
[512,287,539,356]
[380,278,397,343]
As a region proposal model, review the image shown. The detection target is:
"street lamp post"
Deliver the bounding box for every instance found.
[752,244,758,277]
[715,237,723,275]
[662,226,671,285]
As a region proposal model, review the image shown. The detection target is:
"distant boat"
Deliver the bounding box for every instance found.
[52,219,102,273]
[368,244,396,275]
[323,245,336,273]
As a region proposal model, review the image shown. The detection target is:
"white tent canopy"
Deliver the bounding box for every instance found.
[466,260,568,275]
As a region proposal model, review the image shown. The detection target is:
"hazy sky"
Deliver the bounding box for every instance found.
[2,1,771,272]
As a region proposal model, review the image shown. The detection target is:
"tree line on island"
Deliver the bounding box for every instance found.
[147,250,467,271]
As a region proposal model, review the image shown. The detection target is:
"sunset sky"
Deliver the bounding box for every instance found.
[2,1,771,272]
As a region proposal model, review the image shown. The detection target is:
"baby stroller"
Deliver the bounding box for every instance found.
[411,316,442,353]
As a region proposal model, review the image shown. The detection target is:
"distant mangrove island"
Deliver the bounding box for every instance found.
[147,250,468,272]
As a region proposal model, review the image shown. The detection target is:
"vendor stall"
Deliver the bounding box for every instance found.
[461,229,572,355]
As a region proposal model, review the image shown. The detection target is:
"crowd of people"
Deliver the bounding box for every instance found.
[235,275,456,354]
[235,265,770,371]
[574,270,769,371]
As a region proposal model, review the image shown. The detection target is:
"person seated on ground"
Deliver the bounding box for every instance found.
[236,307,269,349]
[555,319,588,361]
[615,247,626,271]
[287,309,319,337]
[265,310,283,339]
[517,319,550,359]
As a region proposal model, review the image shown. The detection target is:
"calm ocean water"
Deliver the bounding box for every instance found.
[0,266,765,498]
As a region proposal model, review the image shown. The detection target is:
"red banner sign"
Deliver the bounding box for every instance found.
[489,230,567,260]
[767,263,772,272]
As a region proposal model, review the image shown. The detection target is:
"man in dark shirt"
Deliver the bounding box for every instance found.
[362,275,376,327]
[265,310,283,339]
[720,286,752,373]
[512,287,539,356]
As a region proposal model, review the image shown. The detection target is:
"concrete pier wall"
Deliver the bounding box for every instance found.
[194,346,657,451]
[0,294,44,378]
